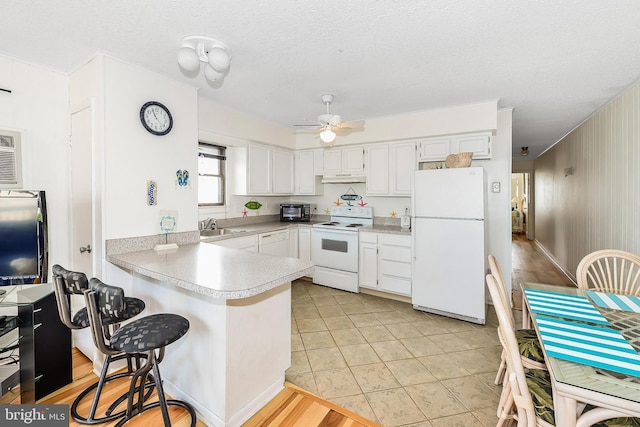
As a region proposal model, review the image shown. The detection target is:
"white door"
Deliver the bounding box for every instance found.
[69,103,94,357]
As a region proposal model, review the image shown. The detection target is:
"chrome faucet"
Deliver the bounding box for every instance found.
[200,217,217,230]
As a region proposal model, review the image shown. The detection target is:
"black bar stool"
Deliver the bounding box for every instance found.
[52,265,150,424]
[85,278,196,427]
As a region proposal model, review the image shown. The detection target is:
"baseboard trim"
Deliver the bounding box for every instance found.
[533,240,578,286]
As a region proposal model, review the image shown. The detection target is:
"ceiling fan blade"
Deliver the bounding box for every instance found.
[293,124,322,128]
[336,120,365,130]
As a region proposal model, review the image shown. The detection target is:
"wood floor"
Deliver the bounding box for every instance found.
[9,349,379,427]
[511,232,575,308]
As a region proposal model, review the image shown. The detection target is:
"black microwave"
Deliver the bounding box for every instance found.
[280,204,311,222]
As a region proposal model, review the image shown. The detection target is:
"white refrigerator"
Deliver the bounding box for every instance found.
[411,167,487,324]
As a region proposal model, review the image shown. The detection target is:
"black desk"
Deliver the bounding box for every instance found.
[0,284,72,403]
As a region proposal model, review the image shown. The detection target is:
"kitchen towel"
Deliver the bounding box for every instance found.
[535,315,640,377]
[587,290,640,313]
[524,289,609,325]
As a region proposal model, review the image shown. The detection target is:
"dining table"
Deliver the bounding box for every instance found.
[520,281,640,427]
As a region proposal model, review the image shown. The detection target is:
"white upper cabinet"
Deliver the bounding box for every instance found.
[230,143,294,195]
[365,141,416,196]
[272,147,294,195]
[342,146,365,174]
[455,133,491,158]
[365,144,389,195]
[417,131,492,161]
[416,137,451,161]
[390,142,416,195]
[246,143,271,194]
[294,149,323,195]
[323,146,365,176]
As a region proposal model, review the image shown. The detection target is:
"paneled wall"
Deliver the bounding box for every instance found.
[535,81,640,279]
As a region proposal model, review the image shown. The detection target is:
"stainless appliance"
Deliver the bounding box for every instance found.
[411,167,487,324]
[280,203,311,222]
[311,206,373,293]
[0,190,48,285]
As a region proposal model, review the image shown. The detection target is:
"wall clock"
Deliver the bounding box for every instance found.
[140,101,173,136]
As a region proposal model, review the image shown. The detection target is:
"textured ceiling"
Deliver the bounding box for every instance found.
[2,0,640,159]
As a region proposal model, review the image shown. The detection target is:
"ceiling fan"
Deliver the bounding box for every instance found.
[295,94,365,146]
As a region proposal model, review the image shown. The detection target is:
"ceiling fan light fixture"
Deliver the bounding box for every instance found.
[320,127,336,144]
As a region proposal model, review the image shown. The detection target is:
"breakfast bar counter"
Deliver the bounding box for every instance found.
[106,241,314,427]
[107,242,313,299]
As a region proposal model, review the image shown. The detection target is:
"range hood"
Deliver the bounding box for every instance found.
[321,174,366,184]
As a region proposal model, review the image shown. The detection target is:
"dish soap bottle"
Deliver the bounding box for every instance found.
[401,207,411,229]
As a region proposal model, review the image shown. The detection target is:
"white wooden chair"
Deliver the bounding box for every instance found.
[489,255,546,388]
[487,273,640,427]
[576,249,640,295]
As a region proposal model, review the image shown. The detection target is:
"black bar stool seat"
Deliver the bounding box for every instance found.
[85,280,196,427]
[52,265,151,424]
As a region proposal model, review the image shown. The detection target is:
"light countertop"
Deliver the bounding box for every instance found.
[107,242,314,300]
[200,220,411,243]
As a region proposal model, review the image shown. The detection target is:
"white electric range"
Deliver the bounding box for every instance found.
[311,206,373,292]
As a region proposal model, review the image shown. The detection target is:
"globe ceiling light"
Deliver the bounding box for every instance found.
[319,126,336,145]
[177,35,232,85]
[177,46,201,72]
[207,46,231,73]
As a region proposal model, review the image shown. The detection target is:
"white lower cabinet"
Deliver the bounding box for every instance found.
[359,232,412,296]
[289,228,299,258]
[358,233,378,288]
[298,227,311,262]
[209,234,258,252]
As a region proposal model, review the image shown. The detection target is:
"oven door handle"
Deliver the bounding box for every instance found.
[312,228,357,236]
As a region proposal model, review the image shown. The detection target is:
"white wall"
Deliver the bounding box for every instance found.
[473,109,514,296]
[102,57,199,239]
[535,80,640,280]
[295,100,498,149]
[199,99,295,149]
[0,54,70,277]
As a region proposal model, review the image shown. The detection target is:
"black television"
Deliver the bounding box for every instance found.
[0,190,48,285]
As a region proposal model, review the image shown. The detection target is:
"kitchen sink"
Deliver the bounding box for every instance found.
[200,229,240,237]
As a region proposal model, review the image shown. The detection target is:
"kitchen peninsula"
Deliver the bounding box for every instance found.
[106,236,314,427]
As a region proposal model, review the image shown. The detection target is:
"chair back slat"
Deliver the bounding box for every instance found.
[577,250,640,295]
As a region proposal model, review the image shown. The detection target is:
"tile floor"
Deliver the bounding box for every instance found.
[286,279,505,427]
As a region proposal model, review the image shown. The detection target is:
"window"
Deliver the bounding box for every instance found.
[198,142,226,206]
